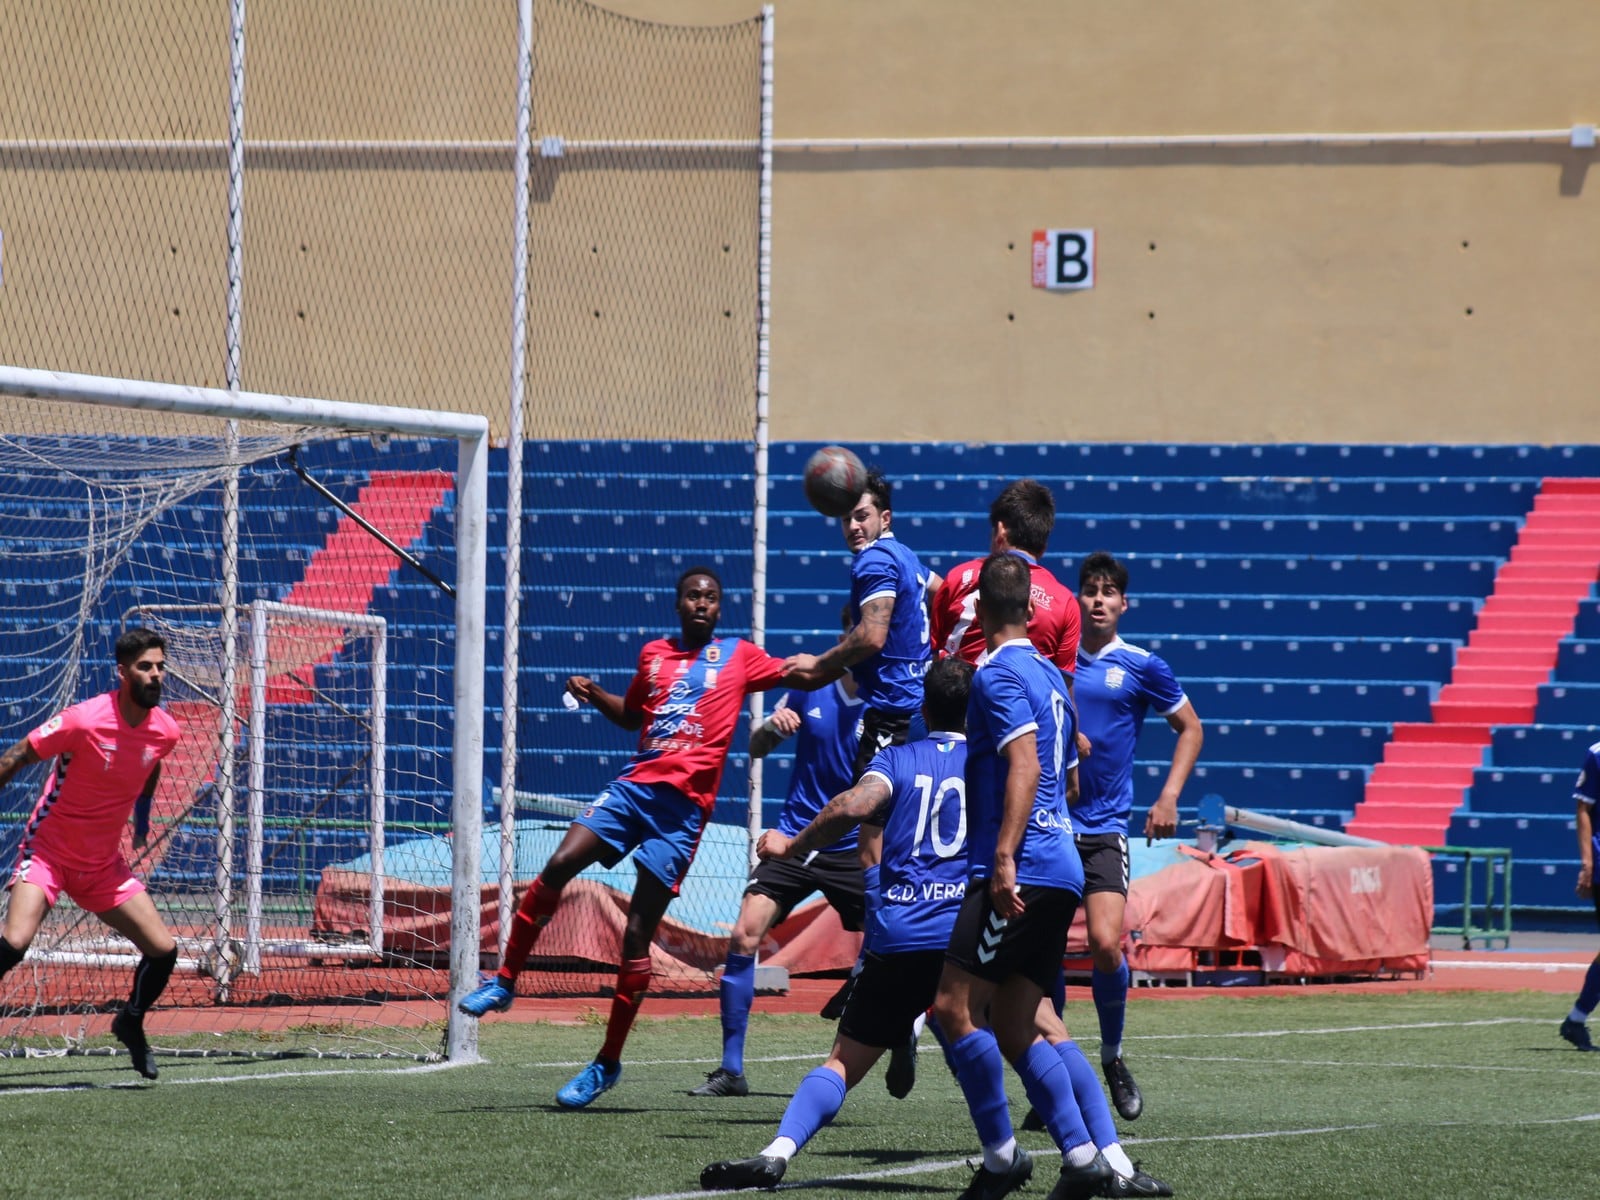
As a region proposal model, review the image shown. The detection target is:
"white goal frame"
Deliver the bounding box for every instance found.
[0,363,488,1063]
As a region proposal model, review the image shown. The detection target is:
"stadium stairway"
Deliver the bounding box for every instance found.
[1346,478,1600,845]
[266,470,454,702]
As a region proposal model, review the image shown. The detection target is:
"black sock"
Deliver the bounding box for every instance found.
[126,947,179,1018]
[0,936,22,979]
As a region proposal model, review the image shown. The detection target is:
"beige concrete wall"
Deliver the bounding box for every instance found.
[3,0,1597,445]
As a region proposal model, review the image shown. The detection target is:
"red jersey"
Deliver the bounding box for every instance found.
[24,691,181,869]
[618,634,787,811]
[930,550,1080,671]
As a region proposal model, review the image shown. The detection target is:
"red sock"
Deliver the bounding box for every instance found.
[598,956,653,1063]
[499,875,562,984]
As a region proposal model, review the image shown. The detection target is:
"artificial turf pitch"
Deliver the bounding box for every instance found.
[1,990,1593,1200]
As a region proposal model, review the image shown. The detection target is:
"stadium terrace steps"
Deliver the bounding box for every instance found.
[267,471,455,703]
[1346,478,1600,846]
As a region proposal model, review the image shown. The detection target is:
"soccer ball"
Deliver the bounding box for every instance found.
[803,445,867,518]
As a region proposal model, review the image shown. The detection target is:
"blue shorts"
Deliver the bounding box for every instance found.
[575,778,707,895]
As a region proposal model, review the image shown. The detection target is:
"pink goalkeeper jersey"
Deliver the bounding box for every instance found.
[22,691,181,869]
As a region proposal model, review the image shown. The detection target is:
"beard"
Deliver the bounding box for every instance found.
[132,678,163,709]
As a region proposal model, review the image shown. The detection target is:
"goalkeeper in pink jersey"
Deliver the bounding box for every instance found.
[0,627,182,1079]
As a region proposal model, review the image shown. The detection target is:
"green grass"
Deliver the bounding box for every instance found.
[2,990,1595,1199]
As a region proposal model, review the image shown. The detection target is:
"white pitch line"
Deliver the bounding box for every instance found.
[1142,1052,1600,1076]
[0,1057,469,1097]
[1432,958,1588,972]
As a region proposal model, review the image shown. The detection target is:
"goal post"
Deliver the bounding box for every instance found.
[0,363,487,1064]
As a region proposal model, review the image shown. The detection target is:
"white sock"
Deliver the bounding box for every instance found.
[1102,1143,1135,1177]
[911,1010,927,1040]
[982,1137,1018,1173]
[1064,1141,1099,1168]
[1569,1006,1589,1024]
[760,1136,798,1162]
[1101,1042,1122,1064]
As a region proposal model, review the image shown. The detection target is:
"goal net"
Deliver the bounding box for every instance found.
[0,374,487,1064]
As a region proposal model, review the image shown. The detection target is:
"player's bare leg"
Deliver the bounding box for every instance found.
[0,881,52,979]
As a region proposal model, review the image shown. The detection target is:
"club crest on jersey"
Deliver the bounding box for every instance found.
[142,746,159,766]
[1105,666,1127,690]
[705,644,721,664]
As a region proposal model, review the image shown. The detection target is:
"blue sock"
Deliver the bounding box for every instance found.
[719,953,756,1074]
[948,1028,1013,1149]
[1092,959,1130,1058]
[775,1066,848,1152]
[1014,1038,1091,1150]
[1050,965,1066,1020]
[1578,959,1600,1016]
[1055,1038,1118,1149]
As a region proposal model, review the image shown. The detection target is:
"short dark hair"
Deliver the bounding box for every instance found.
[860,468,892,513]
[677,565,722,597]
[1078,551,1129,593]
[923,656,973,732]
[978,552,1032,626]
[116,627,166,666]
[989,478,1055,556]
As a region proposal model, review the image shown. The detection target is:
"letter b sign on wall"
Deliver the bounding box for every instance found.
[1031,229,1095,290]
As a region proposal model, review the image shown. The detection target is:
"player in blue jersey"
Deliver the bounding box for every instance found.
[785,468,940,779]
[1072,552,1203,1118]
[699,657,974,1191]
[690,613,867,1098]
[935,553,1172,1200]
[1560,739,1600,1052]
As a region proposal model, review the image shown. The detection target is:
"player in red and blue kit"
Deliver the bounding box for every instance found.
[0,627,182,1080]
[458,566,797,1109]
[1560,739,1600,1052]
[689,652,866,1098]
[936,553,1172,1200]
[700,656,974,1192]
[930,478,1080,676]
[1073,551,1203,1120]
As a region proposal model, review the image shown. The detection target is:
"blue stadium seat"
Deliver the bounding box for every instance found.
[1151,761,1366,811]
[1447,812,1575,860]
[1121,555,1499,599]
[1138,635,1459,684]
[1175,678,1435,723]
[1489,725,1597,769]
[1574,600,1600,640]
[1555,639,1600,684]
[1465,767,1573,815]
[769,514,1519,559]
[1119,595,1478,639]
[1535,682,1600,725]
[1149,720,1389,767]
[888,476,1538,519]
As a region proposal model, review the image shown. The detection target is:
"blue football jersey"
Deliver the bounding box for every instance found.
[1073,637,1189,835]
[1575,740,1600,868]
[773,680,864,853]
[848,532,933,715]
[861,732,970,953]
[964,638,1082,893]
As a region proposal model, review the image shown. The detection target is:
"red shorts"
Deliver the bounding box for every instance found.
[9,852,145,913]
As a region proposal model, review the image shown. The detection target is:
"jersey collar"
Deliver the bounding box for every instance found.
[1078,635,1127,663]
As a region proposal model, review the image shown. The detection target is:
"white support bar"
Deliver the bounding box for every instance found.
[0,365,488,441]
[1224,805,1386,848]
